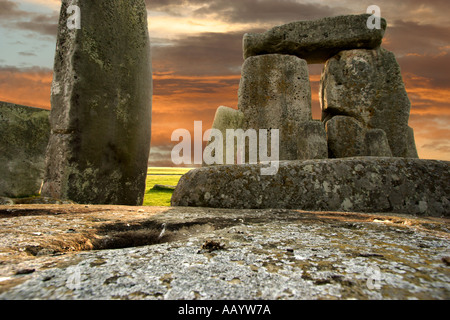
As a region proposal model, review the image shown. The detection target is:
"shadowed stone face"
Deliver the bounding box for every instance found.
[243,14,386,64]
[41,0,152,205]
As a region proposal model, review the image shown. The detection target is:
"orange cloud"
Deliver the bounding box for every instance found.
[0,67,52,109]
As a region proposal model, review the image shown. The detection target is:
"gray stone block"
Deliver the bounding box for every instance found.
[297,120,328,160]
[172,158,450,217]
[238,54,311,160]
[243,14,386,63]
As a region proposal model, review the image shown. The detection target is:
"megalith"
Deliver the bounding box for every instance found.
[243,14,386,63]
[0,102,50,198]
[238,54,326,160]
[41,0,153,205]
[320,47,418,158]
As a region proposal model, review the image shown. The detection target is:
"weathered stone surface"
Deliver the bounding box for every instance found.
[326,116,392,158]
[238,54,311,160]
[320,47,418,158]
[297,120,328,160]
[203,106,244,166]
[364,129,393,157]
[172,158,449,216]
[0,102,50,198]
[0,205,449,300]
[326,116,366,158]
[243,14,386,64]
[41,0,152,205]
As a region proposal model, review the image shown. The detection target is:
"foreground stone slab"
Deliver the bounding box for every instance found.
[0,205,448,300]
[320,48,418,158]
[172,158,449,216]
[243,14,386,63]
[41,0,152,205]
[0,102,50,198]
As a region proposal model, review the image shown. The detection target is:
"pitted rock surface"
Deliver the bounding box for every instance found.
[0,205,448,300]
[173,158,449,216]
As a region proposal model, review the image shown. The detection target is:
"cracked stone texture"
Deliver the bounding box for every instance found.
[0,206,448,300]
[41,0,152,205]
[172,158,449,217]
[320,47,418,158]
[0,102,50,198]
[243,14,386,63]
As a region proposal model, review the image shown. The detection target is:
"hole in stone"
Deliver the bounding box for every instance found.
[91,221,216,251]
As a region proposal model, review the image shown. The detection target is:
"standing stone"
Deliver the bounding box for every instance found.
[0,102,50,198]
[41,0,152,205]
[320,47,418,158]
[243,14,386,64]
[238,54,311,160]
[203,106,244,166]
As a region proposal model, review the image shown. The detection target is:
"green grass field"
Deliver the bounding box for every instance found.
[143,167,193,206]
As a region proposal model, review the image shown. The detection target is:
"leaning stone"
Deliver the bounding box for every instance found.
[172,158,450,217]
[203,106,244,166]
[0,102,50,198]
[243,14,386,63]
[41,0,152,205]
[238,54,311,160]
[320,47,418,158]
[297,121,328,160]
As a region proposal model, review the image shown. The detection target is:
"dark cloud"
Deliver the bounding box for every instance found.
[384,20,450,55]
[146,0,342,24]
[192,0,340,23]
[398,52,450,89]
[0,0,58,37]
[0,0,23,17]
[152,31,249,76]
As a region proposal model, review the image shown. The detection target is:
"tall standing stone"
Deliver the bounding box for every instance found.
[41,0,152,205]
[320,47,418,158]
[238,54,313,160]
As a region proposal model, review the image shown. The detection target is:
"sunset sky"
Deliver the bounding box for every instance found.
[0,0,449,166]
